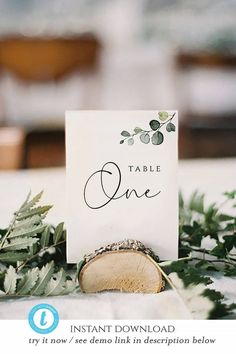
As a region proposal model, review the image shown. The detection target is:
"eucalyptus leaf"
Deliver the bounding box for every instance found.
[166,122,175,132]
[158,111,169,121]
[121,131,130,137]
[140,133,150,144]
[134,127,142,134]
[151,131,164,145]
[149,120,160,131]
[127,138,134,146]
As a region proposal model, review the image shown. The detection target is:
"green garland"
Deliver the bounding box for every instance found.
[0,190,235,319]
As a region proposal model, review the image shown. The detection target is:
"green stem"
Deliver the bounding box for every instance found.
[191,257,235,267]
[158,112,176,131]
[187,246,236,265]
[123,112,176,142]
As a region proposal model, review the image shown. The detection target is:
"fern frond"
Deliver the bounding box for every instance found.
[0,252,29,263]
[53,223,64,244]
[17,268,39,295]
[4,266,17,294]
[13,215,42,231]
[16,206,52,221]
[2,237,38,251]
[0,191,51,253]
[31,261,54,296]
[40,225,51,248]
[63,280,77,295]
[44,268,66,296]
[8,225,46,239]
[19,191,43,213]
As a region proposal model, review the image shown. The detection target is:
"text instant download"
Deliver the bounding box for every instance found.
[70,324,175,334]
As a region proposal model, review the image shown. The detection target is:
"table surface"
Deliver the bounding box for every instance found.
[0,158,236,319]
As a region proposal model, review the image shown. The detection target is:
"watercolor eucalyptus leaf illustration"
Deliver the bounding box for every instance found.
[140,133,150,144]
[134,127,143,134]
[120,111,176,146]
[158,111,169,121]
[166,122,176,132]
[149,120,160,131]
[128,138,134,145]
[121,130,130,137]
[152,131,164,145]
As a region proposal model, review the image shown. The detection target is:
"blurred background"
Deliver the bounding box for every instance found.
[0,0,236,169]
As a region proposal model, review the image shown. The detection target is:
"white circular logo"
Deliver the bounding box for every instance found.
[28,304,59,334]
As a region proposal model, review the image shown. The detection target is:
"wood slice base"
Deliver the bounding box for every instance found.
[79,250,164,293]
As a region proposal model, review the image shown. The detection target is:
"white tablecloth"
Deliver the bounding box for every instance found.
[0,158,236,319]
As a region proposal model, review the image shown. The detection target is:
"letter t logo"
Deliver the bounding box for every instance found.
[40,311,47,326]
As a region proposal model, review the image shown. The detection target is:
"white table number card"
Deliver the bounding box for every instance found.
[66,111,178,262]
